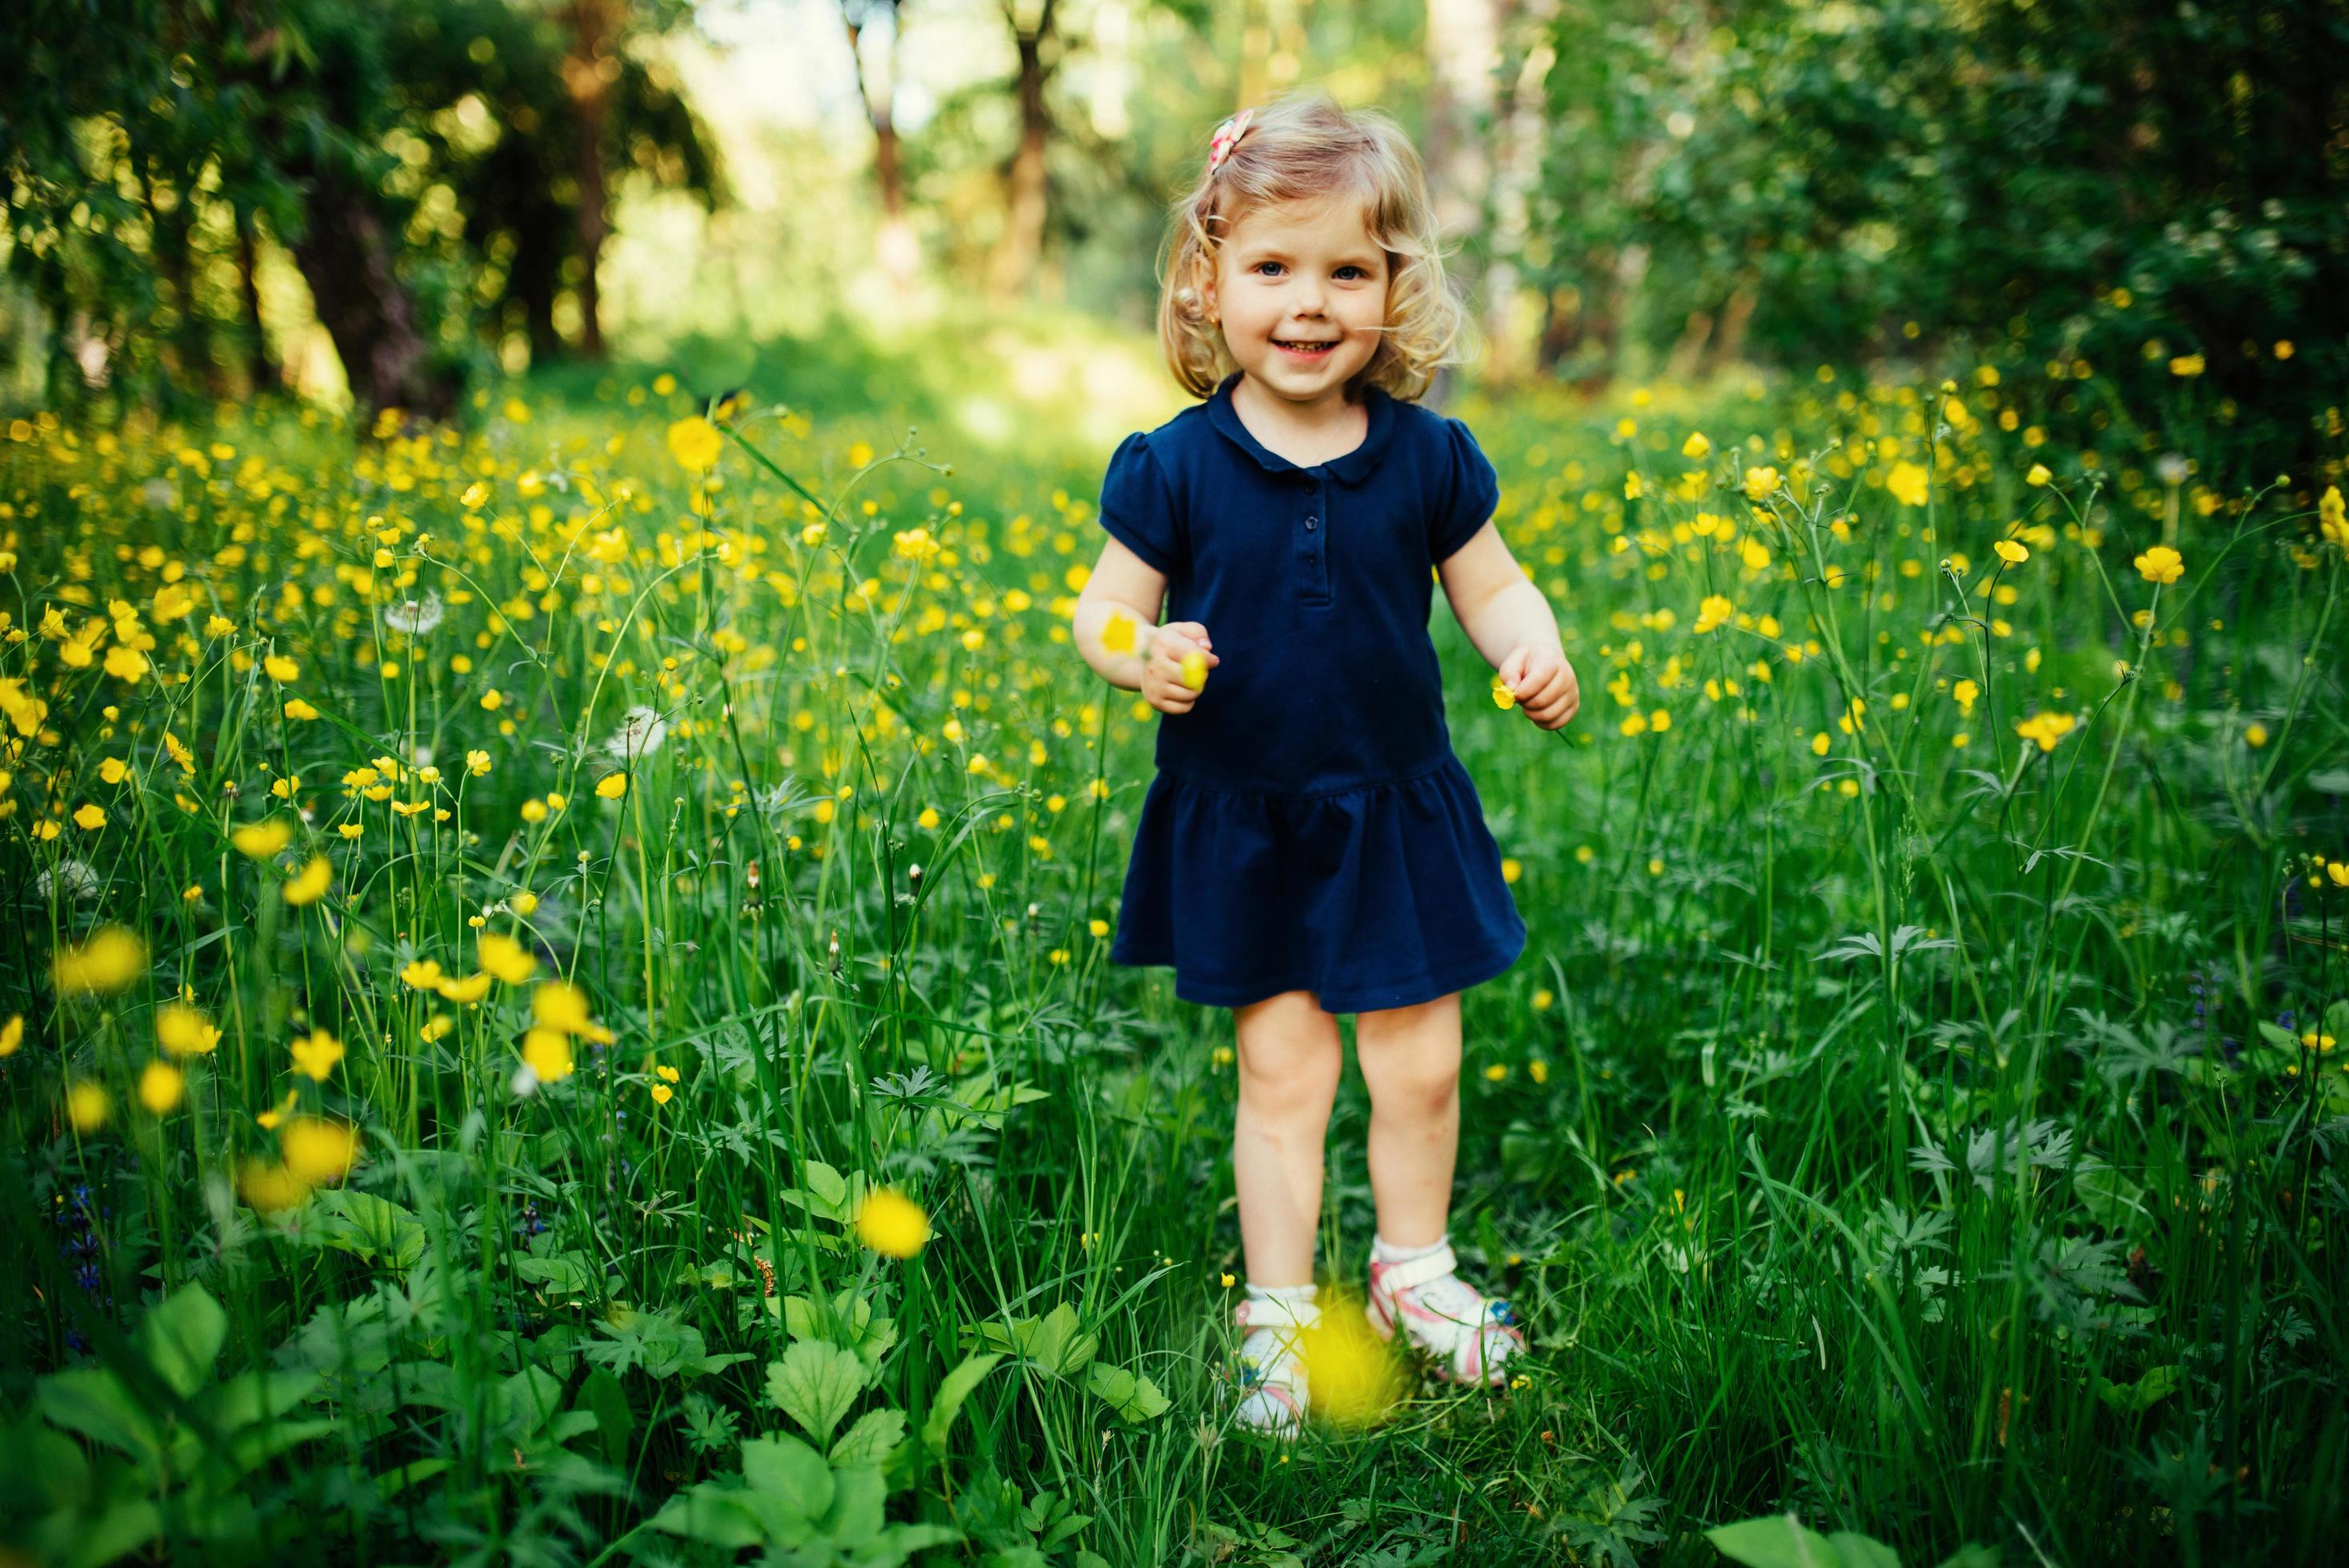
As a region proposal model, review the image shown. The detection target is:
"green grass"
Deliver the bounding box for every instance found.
[0,346,2344,1567]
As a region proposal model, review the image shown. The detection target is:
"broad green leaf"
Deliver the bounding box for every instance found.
[578,1368,634,1465]
[1827,1533,1903,1568]
[44,1499,162,1568]
[136,1282,226,1398]
[780,1160,851,1221]
[739,1432,833,1518]
[1707,1514,1847,1568]
[829,1406,907,1466]
[651,1486,769,1549]
[2095,1363,2183,1414]
[821,1460,888,1542]
[766,1338,868,1443]
[36,1370,161,1462]
[514,1252,598,1298]
[921,1350,1003,1453]
[312,1189,426,1270]
[1084,1362,1170,1422]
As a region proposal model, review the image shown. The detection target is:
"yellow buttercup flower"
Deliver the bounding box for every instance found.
[156,1002,221,1055]
[289,1029,344,1081]
[1179,651,1207,690]
[1995,539,2029,566]
[2133,544,2183,585]
[478,932,538,984]
[2015,711,2079,753]
[54,926,147,994]
[138,1060,185,1115]
[280,1116,361,1185]
[231,818,291,859]
[263,654,299,682]
[1886,460,1930,508]
[73,802,106,830]
[595,772,629,800]
[1490,674,1518,710]
[1299,1286,1404,1428]
[2319,486,2346,549]
[2025,463,2052,487]
[0,1014,22,1057]
[1681,431,1711,460]
[436,971,494,1004]
[67,1081,110,1133]
[1695,594,1733,634]
[522,1027,575,1082]
[238,1158,310,1213]
[282,855,332,906]
[854,1186,932,1258]
[667,416,723,470]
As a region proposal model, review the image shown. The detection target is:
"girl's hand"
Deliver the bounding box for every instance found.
[1496,645,1579,730]
[1142,622,1219,714]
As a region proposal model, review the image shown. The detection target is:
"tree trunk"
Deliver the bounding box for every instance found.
[845,7,917,285]
[289,174,451,417]
[986,0,1056,301]
[562,0,620,358]
[236,204,277,394]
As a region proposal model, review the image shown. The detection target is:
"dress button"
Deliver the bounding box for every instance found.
[1305,517,1319,530]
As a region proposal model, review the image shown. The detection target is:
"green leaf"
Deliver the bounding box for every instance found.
[829,1406,906,1466]
[311,1189,426,1270]
[921,1350,1003,1453]
[136,1282,226,1399]
[1707,1514,1850,1568]
[1827,1533,1903,1568]
[578,1369,634,1465]
[36,1370,161,1462]
[651,1486,769,1550]
[2095,1363,2183,1414]
[1083,1362,1170,1422]
[514,1252,598,1298]
[766,1338,869,1444]
[739,1432,834,1518]
[780,1160,852,1222]
[2073,1164,2147,1230]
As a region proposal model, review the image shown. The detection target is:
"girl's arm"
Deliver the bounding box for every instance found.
[1074,539,1218,710]
[1439,522,1580,730]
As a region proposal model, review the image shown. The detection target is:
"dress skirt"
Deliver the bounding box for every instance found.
[1106,751,1527,1014]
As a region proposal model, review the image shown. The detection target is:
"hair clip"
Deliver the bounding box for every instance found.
[1207,109,1255,178]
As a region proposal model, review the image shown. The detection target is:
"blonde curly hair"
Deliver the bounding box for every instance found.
[1155,89,1469,403]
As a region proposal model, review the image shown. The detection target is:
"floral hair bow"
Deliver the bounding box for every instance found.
[1207,108,1255,178]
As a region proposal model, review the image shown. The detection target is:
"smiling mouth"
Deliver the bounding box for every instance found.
[1273,336,1340,358]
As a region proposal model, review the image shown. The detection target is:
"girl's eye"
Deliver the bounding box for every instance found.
[1255,262,1283,276]
[1336,266,1366,280]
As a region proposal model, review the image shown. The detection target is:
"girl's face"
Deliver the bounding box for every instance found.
[1205,194,1388,406]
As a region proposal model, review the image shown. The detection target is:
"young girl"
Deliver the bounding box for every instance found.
[1072,92,1582,1435]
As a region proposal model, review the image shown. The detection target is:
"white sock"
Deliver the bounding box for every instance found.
[1371,1232,1448,1266]
[1243,1280,1321,1330]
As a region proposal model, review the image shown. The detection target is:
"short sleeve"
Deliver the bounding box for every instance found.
[1097,431,1187,578]
[1431,416,1500,566]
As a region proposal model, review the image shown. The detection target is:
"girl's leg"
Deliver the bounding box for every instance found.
[1353,991,1462,1246]
[1353,990,1525,1386]
[1231,988,1344,1285]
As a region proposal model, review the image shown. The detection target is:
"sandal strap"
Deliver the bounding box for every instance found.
[1234,1297,1322,1333]
[1374,1243,1460,1295]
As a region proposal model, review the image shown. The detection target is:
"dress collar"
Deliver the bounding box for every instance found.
[1206,370,1395,485]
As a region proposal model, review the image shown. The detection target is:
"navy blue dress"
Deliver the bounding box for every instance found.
[1096,370,1527,1014]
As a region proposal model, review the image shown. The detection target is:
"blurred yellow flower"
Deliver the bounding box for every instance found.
[67,1081,109,1132]
[436,971,493,1004]
[281,1116,361,1185]
[1742,466,1779,502]
[264,654,299,682]
[534,979,614,1042]
[1995,539,2029,566]
[0,1014,21,1057]
[238,1158,310,1213]
[290,1028,344,1081]
[231,818,291,858]
[2025,463,2052,487]
[283,698,320,721]
[595,772,629,800]
[54,926,147,994]
[73,802,106,830]
[479,932,538,984]
[1886,461,1930,507]
[2015,711,2078,753]
[1102,610,1135,654]
[2320,486,2346,549]
[522,1027,574,1082]
[1299,1287,1404,1428]
[466,749,493,775]
[282,855,332,906]
[156,1002,220,1055]
[2133,544,2183,585]
[854,1186,932,1258]
[1695,594,1733,634]
[1681,431,1711,460]
[1490,673,1517,710]
[138,1060,185,1115]
[667,416,723,470]
[1179,651,1207,690]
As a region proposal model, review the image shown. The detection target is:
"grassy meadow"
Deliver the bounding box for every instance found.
[2,339,2345,1568]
